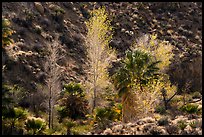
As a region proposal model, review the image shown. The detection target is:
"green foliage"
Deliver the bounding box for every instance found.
[192,91,202,99]
[179,104,199,114]
[13,107,28,120]
[112,49,160,97]
[55,7,65,15]
[177,120,187,130]
[2,107,28,135]
[62,82,84,96]
[189,121,197,129]
[25,117,46,135]
[2,84,29,135]
[34,25,42,34]
[157,116,169,126]
[58,82,89,120]
[154,105,166,114]
[61,118,76,135]
[65,121,75,129]
[94,104,122,129]
[71,124,92,135]
[3,107,28,121]
[134,34,174,72]
[2,84,14,116]
[2,18,14,48]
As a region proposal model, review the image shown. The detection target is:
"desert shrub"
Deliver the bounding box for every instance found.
[189,121,197,129]
[2,107,28,135]
[94,103,122,129]
[2,84,15,115]
[25,116,47,135]
[62,118,76,135]
[71,124,92,135]
[49,5,65,23]
[154,105,166,115]
[170,95,182,103]
[177,120,187,130]
[192,91,202,99]
[157,116,169,126]
[179,104,199,114]
[34,25,42,34]
[96,106,121,122]
[94,107,113,129]
[57,82,89,121]
[166,125,179,134]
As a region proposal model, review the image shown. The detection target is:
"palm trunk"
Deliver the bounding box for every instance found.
[122,93,128,123]
[67,128,71,135]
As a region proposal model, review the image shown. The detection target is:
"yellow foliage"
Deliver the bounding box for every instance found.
[132,34,174,72]
[84,6,116,110]
[2,18,14,48]
[121,34,176,122]
[114,109,121,114]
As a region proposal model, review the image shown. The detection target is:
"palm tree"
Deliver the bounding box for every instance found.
[112,49,160,122]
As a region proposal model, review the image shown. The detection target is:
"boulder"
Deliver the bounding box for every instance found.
[34,2,44,15]
[103,128,112,135]
[112,124,123,132]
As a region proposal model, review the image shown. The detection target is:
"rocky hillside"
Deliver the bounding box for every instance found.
[2,2,202,93]
[94,114,202,135]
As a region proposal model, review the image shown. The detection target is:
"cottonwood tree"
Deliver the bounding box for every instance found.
[85,7,116,112]
[44,37,62,129]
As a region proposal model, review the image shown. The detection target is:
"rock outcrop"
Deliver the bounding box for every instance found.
[88,115,202,135]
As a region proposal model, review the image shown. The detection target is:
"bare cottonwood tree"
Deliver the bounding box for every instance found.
[44,36,62,129]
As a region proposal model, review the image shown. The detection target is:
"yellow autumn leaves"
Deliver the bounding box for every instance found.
[133,33,174,72]
[2,18,14,48]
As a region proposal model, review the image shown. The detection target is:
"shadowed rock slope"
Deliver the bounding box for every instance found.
[2,2,202,93]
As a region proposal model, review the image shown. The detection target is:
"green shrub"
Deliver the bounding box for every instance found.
[179,104,199,114]
[157,116,169,126]
[71,124,92,135]
[94,104,122,129]
[55,8,65,15]
[177,120,187,130]
[63,118,76,135]
[154,105,166,115]
[34,25,42,34]
[189,121,197,129]
[192,91,202,99]
[25,117,46,135]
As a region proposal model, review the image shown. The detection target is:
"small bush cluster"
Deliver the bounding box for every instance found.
[179,104,199,114]
[92,103,122,129]
[25,116,47,135]
[155,105,166,115]
[192,91,202,99]
[157,116,169,126]
[177,120,187,130]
